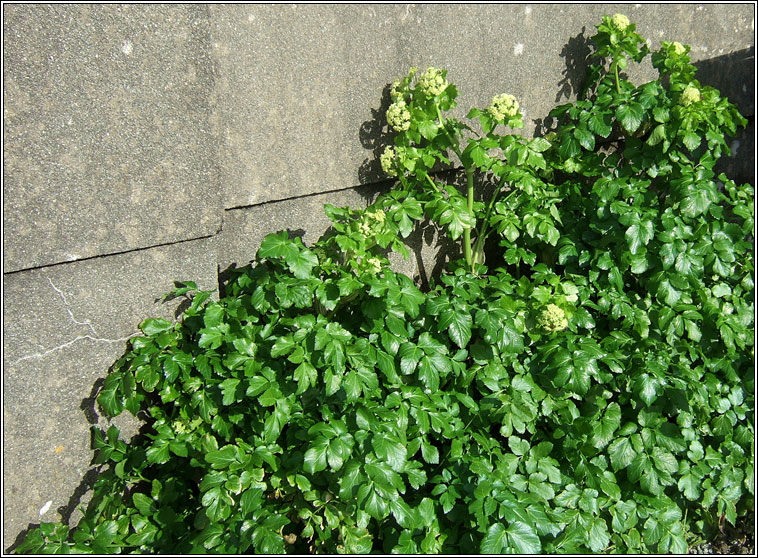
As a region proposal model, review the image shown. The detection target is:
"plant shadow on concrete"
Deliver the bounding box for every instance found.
[9,15,754,554]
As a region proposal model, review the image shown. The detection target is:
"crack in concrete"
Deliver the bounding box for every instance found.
[47,277,99,337]
[9,278,140,366]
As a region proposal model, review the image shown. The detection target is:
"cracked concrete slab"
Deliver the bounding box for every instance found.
[3,4,222,272]
[2,237,219,548]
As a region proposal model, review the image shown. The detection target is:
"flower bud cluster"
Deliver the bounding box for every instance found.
[672,41,686,55]
[680,86,701,106]
[387,100,411,132]
[366,257,382,274]
[417,67,447,97]
[538,303,568,332]
[380,146,398,176]
[358,208,386,238]
[611,13,630,30]
[365,208,386,224]
[488,93,520,122]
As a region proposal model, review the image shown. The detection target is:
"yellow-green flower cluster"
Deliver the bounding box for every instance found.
[358,222,372,237]
[366,257,382,274]
[681,86,701,106]
[488,93,519,122]
[538,304,568,332]
[417,67,447,97]
[365,208,386,224]
[611,13,630,30]
[390,80,403,102]
[672,41,686,55]
[387,100,411,132]
[358,208,386,237]
[380,146,398,177]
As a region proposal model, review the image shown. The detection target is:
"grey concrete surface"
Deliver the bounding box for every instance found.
[3,4,221,272]
[3,238,218,547]
[2,3,754,550]
[211,3,754,208]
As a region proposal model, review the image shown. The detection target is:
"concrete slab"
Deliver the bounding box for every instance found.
[2,237,219,549]
[218,186,376,274]
[3,5,222,272]
[211,4,754,209]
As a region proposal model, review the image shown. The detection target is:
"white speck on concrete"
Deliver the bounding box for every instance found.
[248,13,255,22]
[121,40,132,56]
[731,139,740,155]
[696,5,703,10]
[39,500,53,515]
[525,5,532,15]
[514,43,524,56]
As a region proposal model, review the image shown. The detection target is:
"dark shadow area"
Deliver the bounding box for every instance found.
[54,467,103,527]
[5,525,38,554]
[80,378,105,426]
[694,46,755,186]
[357,83,395,198]
[555,26,594,103]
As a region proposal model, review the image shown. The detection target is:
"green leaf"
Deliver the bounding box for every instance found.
[372,433,408,472]
[625,220,654,255]
[132,493,156,516]
[303,438,329,474]
[440,307,473,349]
[608,437,636,471]
[294,361,318,394]
[481,523,509,554]
[588,112,612,138]
[682,131,701,151]
[206,445,240,469]
[418,120,439,140]
[592,403,621,448]
[616,102,644,133]
[139,318,173,337]
[573,125,595,151]
[646,124,667,146]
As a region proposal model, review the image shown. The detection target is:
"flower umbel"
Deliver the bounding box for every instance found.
[611,13,630,30]
[366,257,382,274]
[488,93,519,122]
[380,146,398,177]
[538,304,568,332]
[417,67,447,97]
[681,86,701,106]
[365,208,386,224]
[672,41,686,55]
[387,100,411,132]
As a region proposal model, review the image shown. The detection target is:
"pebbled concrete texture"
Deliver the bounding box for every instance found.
[2,4,754,550]
[3,4,221,272]
[211,3,754,208]
[2,237,219,548]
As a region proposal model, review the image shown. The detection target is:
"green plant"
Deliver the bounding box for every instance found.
[16,14,753,554]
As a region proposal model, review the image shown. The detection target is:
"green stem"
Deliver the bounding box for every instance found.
[471,182,518,269]
[425,173,441,193]
[464,166,475,269]
[614,60,621,94]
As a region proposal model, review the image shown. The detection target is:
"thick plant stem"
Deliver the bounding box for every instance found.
[464,166,475,270]
[614,61,622,94]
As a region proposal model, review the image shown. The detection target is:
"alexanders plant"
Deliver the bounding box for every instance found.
[16,14,753,555]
